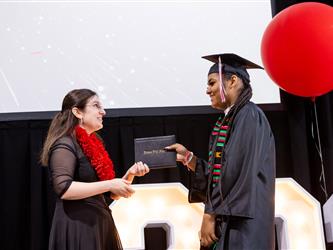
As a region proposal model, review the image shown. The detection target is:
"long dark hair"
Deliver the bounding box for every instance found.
[223,73,252,142]
[40,89,97,166]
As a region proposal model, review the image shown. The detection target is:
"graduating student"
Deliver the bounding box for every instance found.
[167,54,276,250]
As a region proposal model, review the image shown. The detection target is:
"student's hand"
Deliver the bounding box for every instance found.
[128,161,150,177]
[165,143,196,171]
[109,178,134,199]
[199,213,218,248]
[164,143,188,163]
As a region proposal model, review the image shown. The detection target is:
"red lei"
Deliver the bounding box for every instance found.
[75,125,115,181]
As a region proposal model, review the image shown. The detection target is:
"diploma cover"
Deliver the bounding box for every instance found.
[134,135,176,169]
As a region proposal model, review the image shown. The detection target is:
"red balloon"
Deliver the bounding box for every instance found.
[261,2,333,97]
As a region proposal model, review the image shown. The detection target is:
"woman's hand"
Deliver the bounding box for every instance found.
[128,161,150,177]
[199,213,218,248]
[109,178,134,199]
[165,143,196,171]
[110,193,121,200]
[122,161,150,183]
[112,162,149,199]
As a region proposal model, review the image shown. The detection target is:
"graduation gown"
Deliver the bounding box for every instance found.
[189,102,275,250]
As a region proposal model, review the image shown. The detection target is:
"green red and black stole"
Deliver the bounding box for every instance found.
[208,115,230,188]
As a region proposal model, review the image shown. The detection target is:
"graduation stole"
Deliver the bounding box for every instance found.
[208,116,230,188]
[75,125,115,181]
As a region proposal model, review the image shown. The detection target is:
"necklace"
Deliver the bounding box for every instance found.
[75,125,115,181]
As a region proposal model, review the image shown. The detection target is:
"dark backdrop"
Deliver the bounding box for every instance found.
[1,0,333,249]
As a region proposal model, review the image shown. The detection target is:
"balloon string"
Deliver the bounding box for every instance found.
[311,100,328,201]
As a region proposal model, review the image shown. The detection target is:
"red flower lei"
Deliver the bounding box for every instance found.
[75,125,115,181]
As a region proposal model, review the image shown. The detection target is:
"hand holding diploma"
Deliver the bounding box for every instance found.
[165,143,197,172]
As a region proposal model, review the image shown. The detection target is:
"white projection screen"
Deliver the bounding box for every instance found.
[0,0,280,114]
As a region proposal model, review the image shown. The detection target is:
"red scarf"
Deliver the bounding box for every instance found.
[75,125,115,181]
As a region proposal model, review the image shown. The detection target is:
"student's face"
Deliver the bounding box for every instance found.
[81,95,106,134]
[206,73,229,110]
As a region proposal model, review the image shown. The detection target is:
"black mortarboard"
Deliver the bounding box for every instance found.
[202,53,264,83]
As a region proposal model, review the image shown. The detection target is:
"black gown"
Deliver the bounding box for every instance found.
[189,102,276,250]
[48,136,122,250]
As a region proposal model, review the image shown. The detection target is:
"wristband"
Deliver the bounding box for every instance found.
[184,151,194,166]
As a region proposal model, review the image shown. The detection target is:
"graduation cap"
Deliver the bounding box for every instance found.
[202,53,264,83]
[202,53,263,103]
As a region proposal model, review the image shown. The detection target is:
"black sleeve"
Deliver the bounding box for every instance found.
[188,158,209,203]
[49,137,77,198]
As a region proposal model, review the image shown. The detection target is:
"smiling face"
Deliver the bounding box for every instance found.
[206,73,229,110]
[206,73,244,110]
[73,95,106,134]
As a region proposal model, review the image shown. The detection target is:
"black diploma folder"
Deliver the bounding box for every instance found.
[134,135,176,169]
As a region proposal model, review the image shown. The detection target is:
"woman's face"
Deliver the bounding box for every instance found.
[206,73,229,110]
[81,95,106,134]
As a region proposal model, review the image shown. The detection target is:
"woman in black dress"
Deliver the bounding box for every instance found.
[41,89,149,250]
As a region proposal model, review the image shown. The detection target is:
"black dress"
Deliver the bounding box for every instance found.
[189,102,276,250]
[48,136,123,250]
